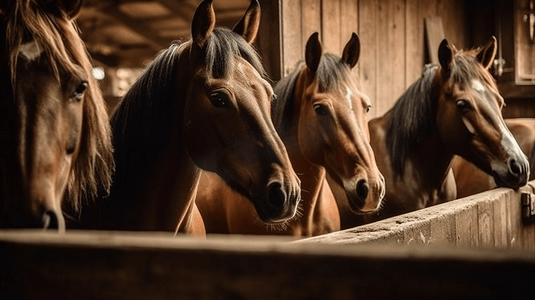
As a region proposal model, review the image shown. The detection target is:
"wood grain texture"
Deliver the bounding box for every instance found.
[1,230,535,300]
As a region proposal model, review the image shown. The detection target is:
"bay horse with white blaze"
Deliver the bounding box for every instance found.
[78,0,301,236]
[453,118,535,198]
[0,0,114,231]
[338,37,529,228]
[197,32,385,236]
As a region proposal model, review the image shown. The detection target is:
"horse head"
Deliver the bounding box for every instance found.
[436,37,529,188]
[295,32,385,214]
[0,0,113,231]
[182,0,301,223]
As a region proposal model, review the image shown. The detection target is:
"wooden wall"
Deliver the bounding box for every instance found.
[257,0,470,118]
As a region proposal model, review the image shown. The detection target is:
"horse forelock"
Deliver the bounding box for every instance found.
[387,64,439,177]
[450,50,499,93]
[316,53,359,93]
[204,28,267,80]
[2,1,114,212]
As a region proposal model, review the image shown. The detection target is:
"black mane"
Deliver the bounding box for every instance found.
[386,64,439,177]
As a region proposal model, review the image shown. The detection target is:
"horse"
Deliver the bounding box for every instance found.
[337,37,530,229]
[0,0,114,231]
[196,32,385,236]
[453,118,535,198]
[77,0,301,237]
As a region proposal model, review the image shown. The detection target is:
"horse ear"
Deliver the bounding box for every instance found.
[476,36,497,69]
[233,0,261,44]
[305,32,322,74]
[191,0,216,49]
[438,39,453,74]
[43,0,84,19]
[341,32,360,69]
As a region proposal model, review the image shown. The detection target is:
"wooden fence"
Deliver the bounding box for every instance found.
[303,182,535,250]
[1,181,535,299]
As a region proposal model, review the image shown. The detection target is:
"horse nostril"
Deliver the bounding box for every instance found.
[266,181,287,209]
[42,210,59,230]
[508,158,522,176]
[355,179,369,207]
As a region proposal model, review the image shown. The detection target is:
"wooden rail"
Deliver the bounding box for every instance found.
[1,183,535,299]
[302,182,535,250]
[0,230,534,299]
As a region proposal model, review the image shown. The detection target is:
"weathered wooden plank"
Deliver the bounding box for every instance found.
[340,0,358,52]
[340,0,360,81]
[321,0,342,55]
[424,16,445,65]
[454,205,479,247]
[1,230,535,300]
[404,0,423,87]
[281,0,302,76]
[375,0,394,115]
[390,0,406,101]
[357,0,378,118]
[493,193,509,248]
[507,186,524,249]
[300,0,321,59]
[477,197,495,247]
[305,183,535,252]
[257,0,283,80]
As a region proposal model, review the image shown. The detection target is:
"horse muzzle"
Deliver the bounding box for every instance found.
[492,156,530,189]
[346,173,385,214]
[252,177,301,224]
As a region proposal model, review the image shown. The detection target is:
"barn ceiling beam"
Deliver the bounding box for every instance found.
[101,4,170,52]
[154,0,197,22]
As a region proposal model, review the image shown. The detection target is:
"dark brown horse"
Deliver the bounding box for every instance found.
[338,37,529,229]
[196,32,385,236]
[78,0,301,236]
[0,0,113,231]
[453,118,535,198]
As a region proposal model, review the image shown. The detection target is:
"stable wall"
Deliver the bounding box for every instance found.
[257,0,470,118]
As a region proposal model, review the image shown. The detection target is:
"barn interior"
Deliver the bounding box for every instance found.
[1,0,535,298]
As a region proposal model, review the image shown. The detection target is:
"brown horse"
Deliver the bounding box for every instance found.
[77,0,301,236]
[338,37,530,229]
[196,32,385,236]
[0,0,113,231]
[453,118,535,198]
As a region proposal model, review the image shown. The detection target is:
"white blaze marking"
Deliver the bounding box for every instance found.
[346,87,353,110]
[19,40,42,61]
[472,79,485,93]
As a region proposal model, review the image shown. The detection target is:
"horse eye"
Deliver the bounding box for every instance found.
[272,93,278,102]
[313,104,328,116]
[365,104,372,113]
[210,92,230,108]
[72,81,88,101]
[456,100,471,111]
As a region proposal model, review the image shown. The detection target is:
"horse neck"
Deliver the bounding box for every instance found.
[388,108,456,203]
[281,69,330,229]
[107,56,201,232]
[142,56,202,232]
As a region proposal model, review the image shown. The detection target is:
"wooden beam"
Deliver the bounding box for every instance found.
[153,0,197,23]
[101,4,170,51]
[1,230,535,299]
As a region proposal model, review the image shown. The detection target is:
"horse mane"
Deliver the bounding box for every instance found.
[272,53,356,130]
[111,27,267,189]
[2,0,114,212]
[272,61,304,130]
[386,64,439,177]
